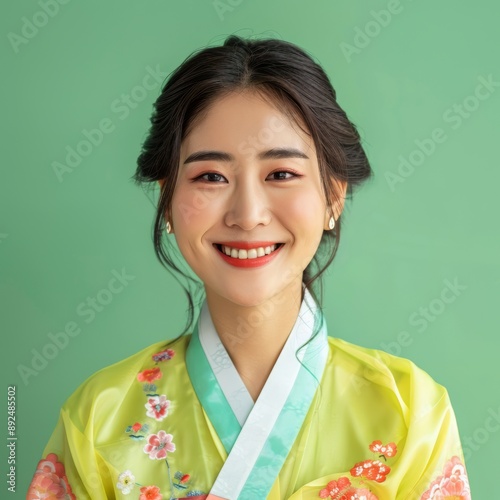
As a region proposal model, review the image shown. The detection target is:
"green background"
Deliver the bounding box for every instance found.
[2,0,499,497]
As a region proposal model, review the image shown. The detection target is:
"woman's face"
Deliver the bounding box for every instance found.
[168,90,339,307]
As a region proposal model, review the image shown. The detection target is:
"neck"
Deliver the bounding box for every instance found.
[205,280,305,401]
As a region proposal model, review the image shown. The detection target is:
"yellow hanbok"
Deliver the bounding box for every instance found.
[27,288,471,499]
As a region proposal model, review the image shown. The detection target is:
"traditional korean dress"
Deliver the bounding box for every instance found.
[27,287,471,499]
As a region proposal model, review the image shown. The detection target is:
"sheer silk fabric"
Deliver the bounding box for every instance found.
[28,304,470,499]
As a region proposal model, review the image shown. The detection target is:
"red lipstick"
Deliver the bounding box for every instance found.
[213,242,284,268]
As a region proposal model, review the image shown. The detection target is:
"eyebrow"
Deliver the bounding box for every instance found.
[182,147,309,165]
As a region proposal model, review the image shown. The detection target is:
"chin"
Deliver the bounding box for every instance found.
[208,283,277,308]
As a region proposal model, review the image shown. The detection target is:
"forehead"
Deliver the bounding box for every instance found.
[180,90,315,157]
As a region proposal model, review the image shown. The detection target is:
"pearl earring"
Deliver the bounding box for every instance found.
[166,221,171,234]
[328,216,335,230]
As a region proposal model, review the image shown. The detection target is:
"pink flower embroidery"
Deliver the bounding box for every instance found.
[420,456,471,500]
[139,484,163,499]
[341,488,378,500]
[369,440,397,458]
[318,477,379,500]
[143,431,176,460]
[27,452,76,500]
[137,367,162,383]
[145,395,171,421]
[152,349,175,362]
[350,459,391,483]
[319,476,352,498]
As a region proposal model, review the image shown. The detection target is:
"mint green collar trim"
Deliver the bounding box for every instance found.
[186,320,241,453]
[187,286,330,499]
[240,311,328,498]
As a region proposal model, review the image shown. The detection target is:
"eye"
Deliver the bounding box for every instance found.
[267,169,301,181]
[192,168,302,183]
[193,172,227,183]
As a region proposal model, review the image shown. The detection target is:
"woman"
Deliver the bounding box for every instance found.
[27,35,471,499]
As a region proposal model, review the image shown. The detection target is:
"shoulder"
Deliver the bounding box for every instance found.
[326,336,449,418]
[62,334,192,424]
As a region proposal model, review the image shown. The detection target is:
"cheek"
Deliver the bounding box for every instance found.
[172,185,210,231]
[284,191,325,231]
[283,192,326,257]
[171,186,221,255]
[172,187,217,225]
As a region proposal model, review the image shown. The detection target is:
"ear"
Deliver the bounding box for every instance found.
[327,177,347,221]
[157,179,170,225]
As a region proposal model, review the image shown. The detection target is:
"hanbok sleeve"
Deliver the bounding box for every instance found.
[27,407,112,499]
[397,388,471,499]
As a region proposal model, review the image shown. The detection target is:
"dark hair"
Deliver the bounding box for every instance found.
[132,34,373,341]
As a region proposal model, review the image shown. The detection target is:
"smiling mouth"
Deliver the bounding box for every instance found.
[214,243,284,259]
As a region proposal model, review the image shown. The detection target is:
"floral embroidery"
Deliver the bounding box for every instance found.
[138,367,163,383]
[27,452,76,500]
[143,383,160,396]
[117,470,136,495]
[319,476,379,499]
[339,488,378,500]
[117,470,165,498]
[368,440,397,459]
[420,456,471,500]
[350,459,391,483]
[152,348,175,362]
[319,439,399,498]
[348,440,398,484]
[145,395,171,421]
[139,484,163,500]
[346,489,379,500]
[319,476,352,498]
[143,430,176,459]
[172,471,191,492]
[126,421,150,440]
[126,348,204,497]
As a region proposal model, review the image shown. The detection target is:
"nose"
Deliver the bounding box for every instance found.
[223,174,272,231]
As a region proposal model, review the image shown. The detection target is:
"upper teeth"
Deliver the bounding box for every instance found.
[221,244,279,259]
